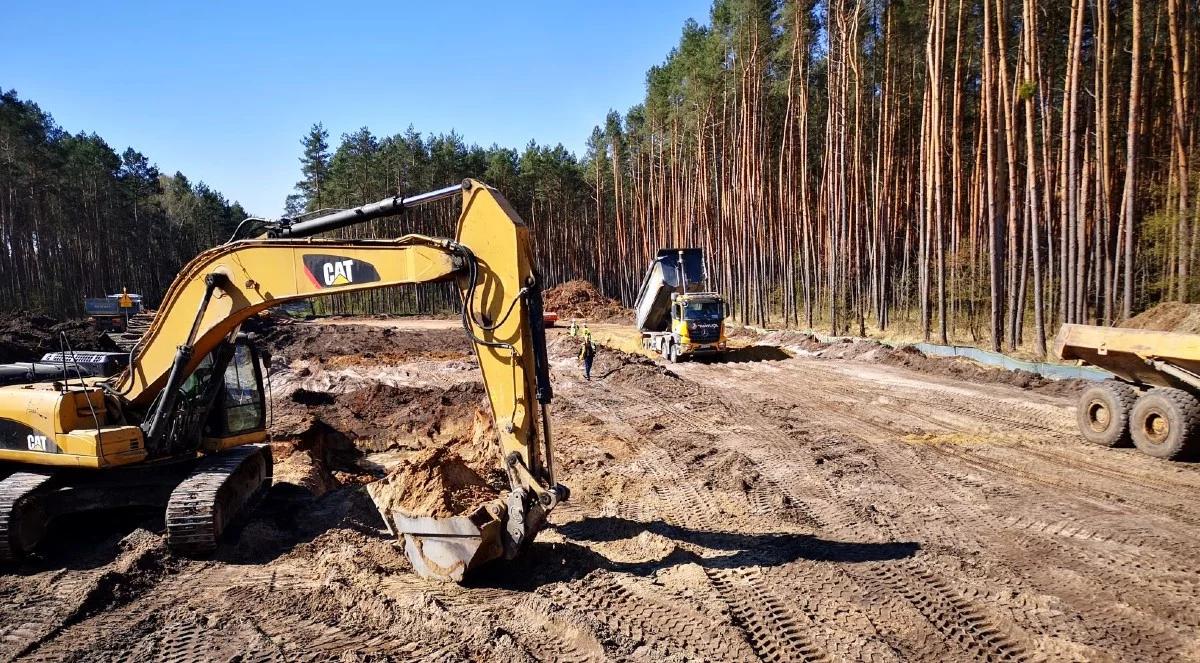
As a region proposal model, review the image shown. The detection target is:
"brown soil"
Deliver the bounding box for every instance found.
[366,446,500,518]
[273,381,489,454]
[4,318,1198,661]
[0,311,105,363]
[543,280,631,322]
[264,322,496,497]
[261,321,472,364]
[1122,301,1200,334]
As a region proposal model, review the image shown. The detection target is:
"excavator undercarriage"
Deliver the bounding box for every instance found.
[0,180,565,581]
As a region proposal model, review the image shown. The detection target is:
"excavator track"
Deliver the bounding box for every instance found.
[0,472,54,562]
[165,445,272,556]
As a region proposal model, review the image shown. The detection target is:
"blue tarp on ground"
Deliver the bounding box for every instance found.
[910,343,1112,381]
[793,330,1112,382]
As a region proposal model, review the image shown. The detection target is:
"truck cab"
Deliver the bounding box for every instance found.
[666,293,727,360]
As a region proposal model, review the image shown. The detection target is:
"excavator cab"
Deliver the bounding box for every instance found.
[209,342,267,442]
[144,336,268,459]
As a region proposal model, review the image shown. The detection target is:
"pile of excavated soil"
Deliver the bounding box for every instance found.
[261,322,472,365]
[366,446,500,518]
[270,380,497,496]
[265,324,500,501]
[1122,302,1200,334]
[543,280,631,322]
[274,382,488,452]
[0,311,104,363]
[761,331,1082,396]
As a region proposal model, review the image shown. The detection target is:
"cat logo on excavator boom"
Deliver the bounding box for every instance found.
[301,254,381,288]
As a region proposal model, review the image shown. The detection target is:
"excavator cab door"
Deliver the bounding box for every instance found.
[147,337,266,457]
[203,341,268,448]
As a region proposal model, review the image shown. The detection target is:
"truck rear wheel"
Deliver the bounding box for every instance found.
[1076,382,1138,447]
[1130,388,1200,461]
[668,343,679,363]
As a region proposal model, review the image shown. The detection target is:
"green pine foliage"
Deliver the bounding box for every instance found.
[0,89,245,316]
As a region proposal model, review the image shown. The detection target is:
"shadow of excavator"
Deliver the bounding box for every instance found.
[468,515,919,591]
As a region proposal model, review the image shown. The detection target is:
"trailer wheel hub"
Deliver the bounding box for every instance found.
[1086,401,1111,431]
[1143,411,1169,444]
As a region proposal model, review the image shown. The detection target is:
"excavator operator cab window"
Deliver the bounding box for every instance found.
[219,343,265,436]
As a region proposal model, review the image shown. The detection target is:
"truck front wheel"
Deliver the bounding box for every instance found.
[668,343,679,363]
[1130,387,1200,460]
[1076,382,1138,447]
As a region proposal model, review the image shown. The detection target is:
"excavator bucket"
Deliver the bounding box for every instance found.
[381,498,508,582]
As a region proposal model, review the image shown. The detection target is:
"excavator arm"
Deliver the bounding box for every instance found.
[0,180,563,579]
[122,179,563,578]
[113,235,463,404]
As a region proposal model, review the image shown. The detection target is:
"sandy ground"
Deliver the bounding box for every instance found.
[1,318,1198,661]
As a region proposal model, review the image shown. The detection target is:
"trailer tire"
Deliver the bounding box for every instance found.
[1130,387,1200,461]
[1076,382,1138,447]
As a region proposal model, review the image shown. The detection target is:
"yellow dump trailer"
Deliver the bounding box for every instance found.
[1054,324,1200,460]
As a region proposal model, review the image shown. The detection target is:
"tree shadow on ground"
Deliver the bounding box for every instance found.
[467,515,918,591]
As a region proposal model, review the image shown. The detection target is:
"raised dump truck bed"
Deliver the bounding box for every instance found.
[1054,323,1200,460]
[634,249,708,332]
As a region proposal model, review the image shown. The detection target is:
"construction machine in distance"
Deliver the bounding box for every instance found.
[0,179,566,582]
[83,290,143,332]
[635,248,728,362]
[1055,324,1200,461]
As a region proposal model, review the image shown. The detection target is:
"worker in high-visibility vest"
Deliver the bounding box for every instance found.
[578,328,597,381]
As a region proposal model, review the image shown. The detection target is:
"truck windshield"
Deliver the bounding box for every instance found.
[684,301,723,322]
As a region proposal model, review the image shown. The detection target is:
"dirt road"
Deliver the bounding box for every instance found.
[1,320,1197,661]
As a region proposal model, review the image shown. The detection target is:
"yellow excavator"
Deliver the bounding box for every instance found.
[0,180,566,581]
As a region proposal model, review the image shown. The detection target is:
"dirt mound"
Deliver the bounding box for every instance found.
[757,329,825,348]
[262,322,471,364]
[366,446,500,518]
[543,280,631,322]
[0,311,104,363]
[1122,302,1200,334]
[269,379,496,497]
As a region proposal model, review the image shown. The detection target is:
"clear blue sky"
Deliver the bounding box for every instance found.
[2,1,711,216]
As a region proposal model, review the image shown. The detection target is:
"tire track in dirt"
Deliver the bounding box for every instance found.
[630,363,1054,661]
[927,443,1200,532]
[668,353,1198,660]
[705,567,829,662]
[547,574,757,661]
